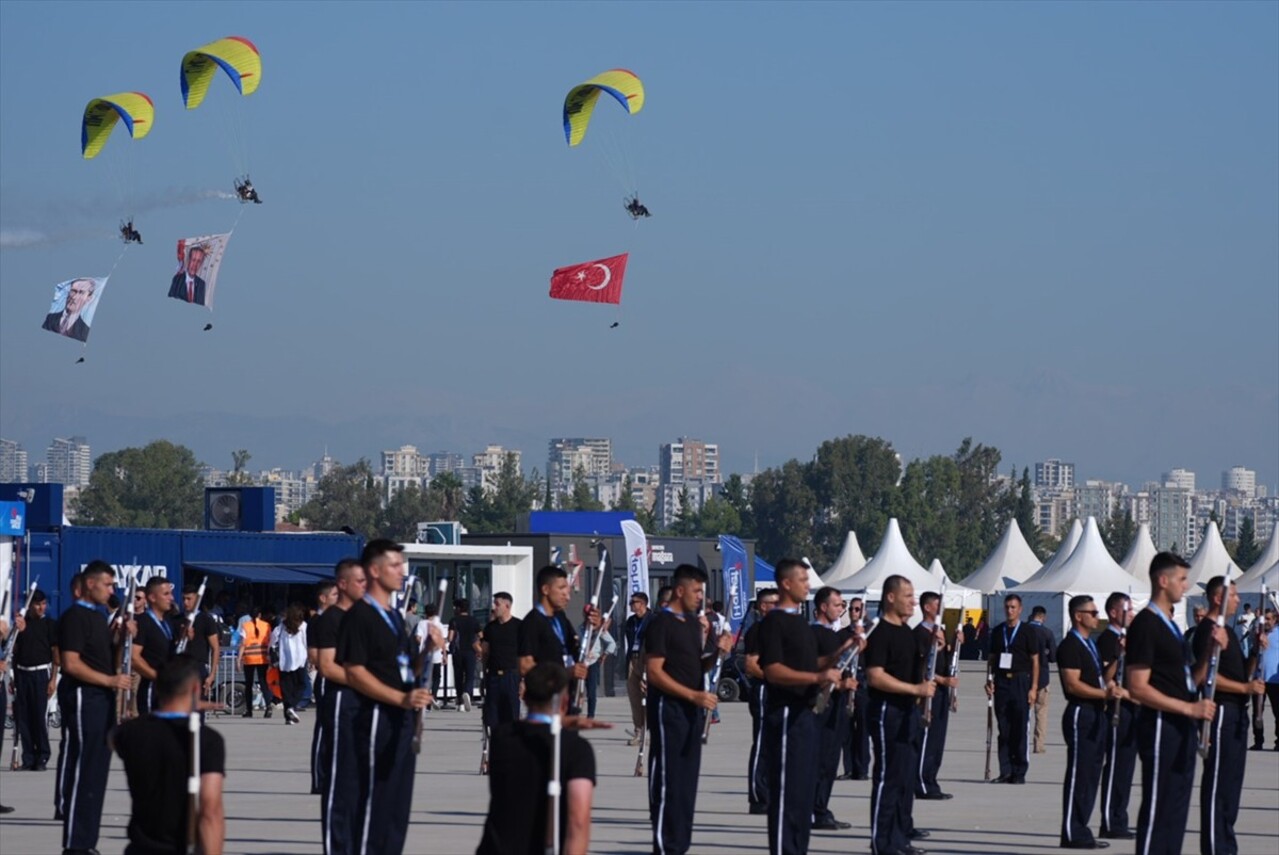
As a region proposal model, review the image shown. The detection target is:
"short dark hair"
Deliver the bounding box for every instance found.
[774,559,807,583]
[1030,606,1047,618]
[83,561,114,582]
[1149,551,1189,585]
[361,539,404,566]
[524,662,570,704]
[756,588,779,602]
[814,586,840,608]
[848,597,864,608]
[1004,594,1023,606]
[334,558,363,581]
[711,600,724,613]
[424,603,439,618]
[672,564,707,586]
[69,571,85,596]
[628,592,649,605]
[454,599,470,614]
[883,574,911,598]
[1104,592,1130,614]
[656,585,674,605]
[536,565,567,592]
[30,589,48,605]
[144,576,171,594]
[155,655,203,703]
[1068,594,1094,615]
[182,584,200,597]
[493,592,513,605]
[315,580,337,602]
[1204,575,1234,603]
[919,591,940,610]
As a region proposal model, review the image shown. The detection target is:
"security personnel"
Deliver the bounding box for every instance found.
[645,563,730,854]
[842,597,872,780]
[479,591,522,727]
[1126,552,1216,854]
[57,560,133,854]
[1096,592,1137,840]
[133,576,180,716]
[743,587,778,814]
[1192,574,1266,855]
[623,591,650,744]
[810,586,857,831]
[12,588,59,771]
[310,558,365,806]
[758,559,848,855]
[916,590,957,800]
[1057,595,1126,850]
[334,539,433,855]
[865,574,936,855]
[986,593,1040,784]
[239,606,275,718]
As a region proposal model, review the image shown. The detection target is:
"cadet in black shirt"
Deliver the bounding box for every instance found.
[1096,592,1138,840]
[644,564,731,855]
[449,599,482,710]
[519,565,593,685]
[986,593,1041,783]
[57,560,132,853]
[114,656,226,855]
[179,583,221,695]
[11,588,59,770]
[758,560,848,855]
[332,540,431,855]
[477,663,597,855]
[915,590,958,802]
[1126,552,1215,855]
[1056,595,1127,849]
[1192,575,1266,855]
[810,586,858,831]
[865,574,936,855]
[133,576,180,716]
[743,588,778,814]
[481,591,523,729]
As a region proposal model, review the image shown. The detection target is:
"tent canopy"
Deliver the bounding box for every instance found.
[963,521,1042,593]
[1018,519,1083,587]
[821,531,868,585]
[837,518,933,596]
[1188,522,1233,588]
[1121,523,1158,581]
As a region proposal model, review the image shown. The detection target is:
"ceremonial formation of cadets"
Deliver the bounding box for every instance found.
[0,547,1275,855]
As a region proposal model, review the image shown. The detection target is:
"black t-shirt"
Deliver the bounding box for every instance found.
[14,613,58,666]
[1192,616,1248,706]
[645,610,704,694]
[337,599,412,694]
[1095,626,1124,673]
[912,622,942,678]
[476,720,596,855]
[743,622,762,656]
[866,620,924,707]
[183,611,220,667]
[1057,632,1105,708]
[310,605,345,651]
[136,610,179,677]
[449,613,481,655]
[758,610,818,708]
[114,715,226,855]
[59,603,115,687]
[481,617,521,672]
[1126,608,1195,704]
[518,607,579,667]
[989,621,1039,675]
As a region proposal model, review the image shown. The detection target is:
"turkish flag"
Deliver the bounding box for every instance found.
[549,253,628,305]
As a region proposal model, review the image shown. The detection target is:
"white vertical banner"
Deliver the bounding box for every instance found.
[620,519,650,600]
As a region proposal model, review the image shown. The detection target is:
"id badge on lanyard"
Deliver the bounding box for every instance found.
[398,653,413,686]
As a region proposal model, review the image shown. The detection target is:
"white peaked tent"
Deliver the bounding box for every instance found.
[1238,561,1279,598]
[964,521,1043,593]
[1188,522,1234,588]
[821,532,868,585]
[1009,517,1151,641]
[927,559,983,610]
[1240,536,1279,583]
[799,558,827,594]
[1017,518,1084,587]
[837,518,935,607]
[1121,524,1158,581]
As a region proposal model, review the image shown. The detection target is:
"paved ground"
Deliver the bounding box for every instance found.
[1,664,1277,854]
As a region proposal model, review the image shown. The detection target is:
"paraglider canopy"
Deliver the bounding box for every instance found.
[563,69,644,147]
[181,36,262,109]
[81,92,154,159]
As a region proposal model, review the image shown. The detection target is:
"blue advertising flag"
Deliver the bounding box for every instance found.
[718,535,749,636]
[0,501,26,536]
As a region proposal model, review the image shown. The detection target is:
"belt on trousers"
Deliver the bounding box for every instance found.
[16,664,52,672]
[487,669,509,677]
[997,671,1023,680]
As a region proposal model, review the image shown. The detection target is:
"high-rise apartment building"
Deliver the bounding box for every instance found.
[426,452,466,479]
[1152,486,1196,554]
[1076,481,1117,523]
[382,445,429,479]
[472,444,520,493]
[547,438,612,495]
[0,439,28,483]
[1222,466,1257,498]
[46,436,92,487]
[1162,468,1196,492]
[1034,459,1075,491]
[659,437,720,486]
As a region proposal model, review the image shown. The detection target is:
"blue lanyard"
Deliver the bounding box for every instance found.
[363,596,403,639]
[1145,606,1195,692]
[777,607,800,615]
[152,711,187,720]
[1004,621,1021,649]
[148,610,172,641]
[811,619,836,631]
[662,606,688,622]
[527,713,554,726]
[537,604,568,652]
[76,600,110,618]
[1071,630,1104,687]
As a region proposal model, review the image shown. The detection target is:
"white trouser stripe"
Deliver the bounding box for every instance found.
[1208,707,1224,854]
[1064,706,1081,841]
[1103,712,1118,825]
[918,703,931,793]
[1140,712,1162,855]
[323,692,343,855]
[656,696,667,855]
[775,706,789,855]
[872,705,887,854]
[359,705,380,855]
[64,687,84,848]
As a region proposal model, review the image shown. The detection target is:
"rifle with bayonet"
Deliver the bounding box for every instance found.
[572,545,609,713]
[116,575,138,722]
[175,577,207,655]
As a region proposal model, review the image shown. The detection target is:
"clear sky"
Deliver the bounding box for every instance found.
[1,1,1276,489]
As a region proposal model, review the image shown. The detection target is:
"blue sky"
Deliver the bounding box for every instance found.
[1,1,1276,489]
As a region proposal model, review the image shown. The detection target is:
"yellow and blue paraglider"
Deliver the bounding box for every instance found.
[563,69,644,147]
[81,92,154,160]
[180,36,262,109]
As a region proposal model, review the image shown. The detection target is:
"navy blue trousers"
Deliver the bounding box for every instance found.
[1136,708,1197,855]
[1100,700,1138,835]
[58,683,114,851]
[647,693,703,855]
[1200,701,1248,855]
[916,686,950,796]
[994,672,1032,779]
[764,702,819,855]
[870,699,920,855]
[1060,702,1105,847]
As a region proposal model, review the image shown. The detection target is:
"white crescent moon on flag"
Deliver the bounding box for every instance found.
[587,263,612,290]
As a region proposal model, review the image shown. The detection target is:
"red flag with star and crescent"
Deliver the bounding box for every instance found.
[549,253,628,305]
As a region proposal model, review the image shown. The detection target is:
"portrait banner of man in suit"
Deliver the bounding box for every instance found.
[169,232,231,309]
[41,276,108,343]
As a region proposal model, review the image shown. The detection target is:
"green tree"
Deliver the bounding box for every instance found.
[611,475,637,512]
[462,453,537,533]
[1234,516,1260,569]
[1101,507,1137,562]
[951,438,1004,575]
[893,455,962,570]
[695,493,744,538]
[749,459,820,563]
[381,482,442,541]
[720,474,754,540]
[669,488,698,536]
[297,459,383,536]
[1013,467,1042,557]
[808,435,901,562]
[228,449,253,485]
[75,441,205,528]
[569,465,603,511]
[428,471,466,521]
